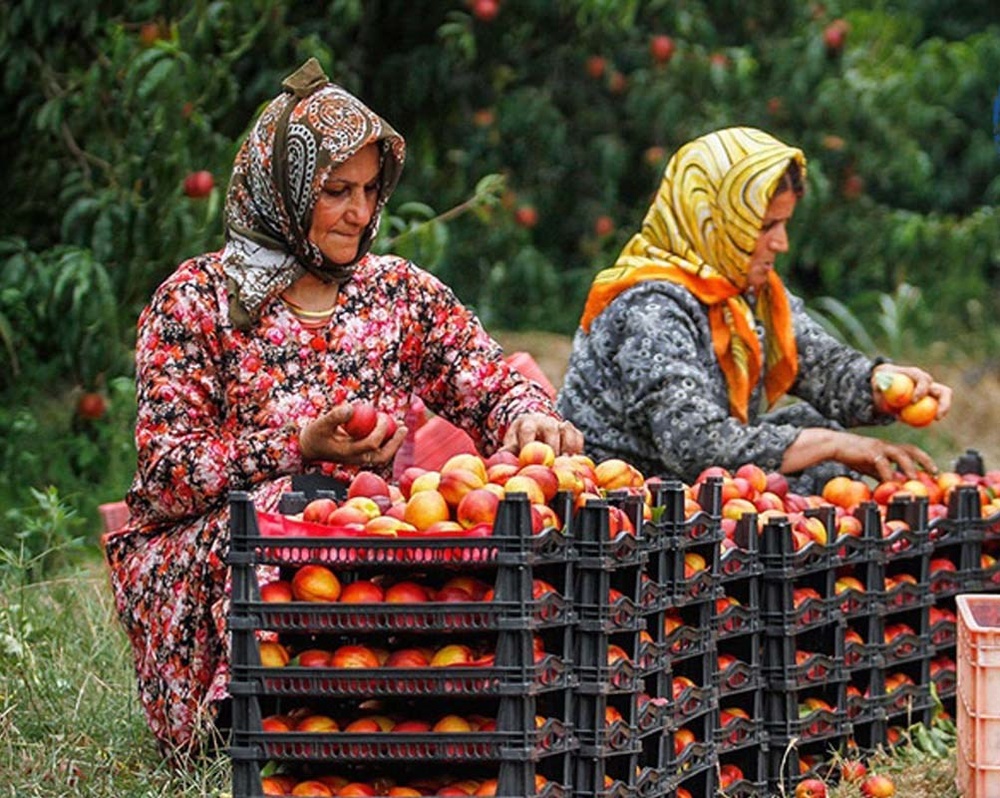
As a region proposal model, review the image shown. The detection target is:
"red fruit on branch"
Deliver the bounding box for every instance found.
[514,206,538,228]
[472,0,499,22]
[183,170,214,198]
[77,392,107,420]
[649,35,676,64]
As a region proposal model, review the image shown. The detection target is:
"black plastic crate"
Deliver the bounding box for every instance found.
[672,767,714,798]
[667,709,716,784]
[229,491,572,570]
[759,515,836,577]
[716,744,769,797]
[715,633,763,698]
[574,566,644,633]
[670,642,718,718]
[844,614,885,672]
[231,619,571,698]
[929,599,958,648]
[833,555,882,619]
[229,694,573,762]
[930,652,957,699]
[715,688,764,753]
[574,629,642,693]
[571,749,659,798]
[764,682,848,743]
[714,577,761,639]
[765,735,849,793]
[572,500,647,569]
[928,484,990,545]
[762,567,841,635]
[882,612,932,668]
[573,691,642,755]
[719,513,763,583]
[845,667,884,724]
[763,621,844,691]
[660,600,714,663]
[231,758,573,798]
[643,478,723,549]
[928,541,983,597]
[231,565,574,635]
[878,657,933,722]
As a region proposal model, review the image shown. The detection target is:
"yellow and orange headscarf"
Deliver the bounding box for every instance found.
[579,127,806,423]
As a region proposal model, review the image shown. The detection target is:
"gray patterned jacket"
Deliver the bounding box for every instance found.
[557,281,889,492]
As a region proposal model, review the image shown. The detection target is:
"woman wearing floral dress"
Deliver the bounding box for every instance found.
[557,127,950,493]
[103,58,582,757]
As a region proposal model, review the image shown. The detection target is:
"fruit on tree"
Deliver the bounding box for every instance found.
[514,206,538,228]
[183,170,214,198]
[823,19,849,53]
[649,35,676,64]
[471,0,499,22]
[77,391,107,420]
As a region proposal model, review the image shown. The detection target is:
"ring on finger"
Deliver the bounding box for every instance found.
[873,454,887,464]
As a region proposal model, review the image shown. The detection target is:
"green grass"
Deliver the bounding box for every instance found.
[0,556,965,798]
[0,561,230,797]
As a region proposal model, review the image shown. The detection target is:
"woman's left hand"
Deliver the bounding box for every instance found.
[872,363,952,419]
[502,414,584,456]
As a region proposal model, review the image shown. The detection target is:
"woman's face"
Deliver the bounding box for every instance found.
[309,143,381,265]
[746,190,797,291]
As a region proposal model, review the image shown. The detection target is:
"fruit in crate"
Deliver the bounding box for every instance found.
[718,763,744,789]
[347,470,391,499]
[821,475,872,509]
[302,497,338,523]
[294,713,340,732]
[259,641,291,667]
[291,564,341,602]
[795,515,828,546]
[672,675,697,699]
[260,579,294,602]
[722,497,757,521]
[339,579,384,603]
[432,714,473,732]
[683,551,707,577]
[330,644,381,668]
[430,643,474,666]
[673,726,696,755]
[518,440,556,467]
[456,487,500,528]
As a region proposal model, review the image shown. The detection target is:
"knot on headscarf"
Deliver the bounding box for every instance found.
[578,127,806,422]
[221,58,406,330]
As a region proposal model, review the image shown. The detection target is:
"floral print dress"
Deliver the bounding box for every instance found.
[103,250,555,753]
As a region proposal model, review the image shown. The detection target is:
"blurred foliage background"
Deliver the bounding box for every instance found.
[1,0,998,561]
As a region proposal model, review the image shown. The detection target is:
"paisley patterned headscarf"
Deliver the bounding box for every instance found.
[579,127,806,423]
[222,58,406,329]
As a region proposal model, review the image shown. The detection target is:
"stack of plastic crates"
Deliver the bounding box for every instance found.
[713,511,767,796]
[226,489,576,797]
[569,495,657,798]
[644,478,722,798]
[759,513,849,793]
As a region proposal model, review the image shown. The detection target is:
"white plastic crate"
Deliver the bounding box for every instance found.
[956,594,1000,798]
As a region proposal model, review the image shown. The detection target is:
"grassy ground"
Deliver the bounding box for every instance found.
[0,560,964,798]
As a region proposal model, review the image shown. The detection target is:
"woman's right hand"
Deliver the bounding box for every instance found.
[299,403,407,468]
[782,428,939,483]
